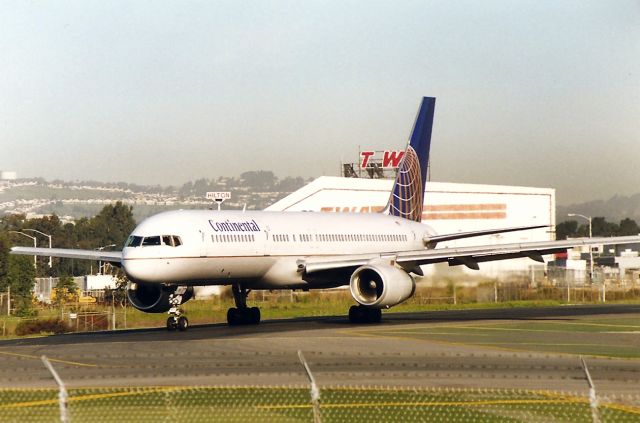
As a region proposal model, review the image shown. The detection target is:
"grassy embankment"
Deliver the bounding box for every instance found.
[3,282,640,337]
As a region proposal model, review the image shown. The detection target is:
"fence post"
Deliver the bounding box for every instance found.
[298,350,321,423]
[580,356,600,423]
[41,355,69,423]
[112,297,116,330]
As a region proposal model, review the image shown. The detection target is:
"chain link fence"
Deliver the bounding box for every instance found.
[1,351,639,422]
[3,383,640,422]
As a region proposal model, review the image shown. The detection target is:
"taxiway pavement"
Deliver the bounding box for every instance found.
[1,304,639,396]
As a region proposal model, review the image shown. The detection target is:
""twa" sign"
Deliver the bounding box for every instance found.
[360,150,405,168]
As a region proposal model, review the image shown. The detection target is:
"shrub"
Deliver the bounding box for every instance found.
[15,318,70,336]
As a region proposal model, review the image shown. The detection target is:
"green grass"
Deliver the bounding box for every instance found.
[2,293,638,336]
[1,386,636,422]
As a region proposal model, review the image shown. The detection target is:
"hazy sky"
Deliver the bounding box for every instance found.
[1,1,638,205]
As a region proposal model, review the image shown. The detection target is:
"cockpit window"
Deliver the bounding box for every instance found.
[126,236,143,247]
[133,235,181,247]
[142,236,161,246]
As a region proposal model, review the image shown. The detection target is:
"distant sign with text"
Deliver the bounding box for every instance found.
[206,192,231,202]
[360,150,405,168]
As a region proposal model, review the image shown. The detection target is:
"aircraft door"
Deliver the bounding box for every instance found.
[259,226,270,256]
[198,229,207,257]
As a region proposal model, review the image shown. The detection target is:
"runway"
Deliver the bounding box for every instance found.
[1,304,639,396]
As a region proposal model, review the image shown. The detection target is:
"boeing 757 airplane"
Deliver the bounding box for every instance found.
[12,97,640,331]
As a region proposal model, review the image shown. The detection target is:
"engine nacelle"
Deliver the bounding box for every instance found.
[349,263,415,308]
[127,282,193,313]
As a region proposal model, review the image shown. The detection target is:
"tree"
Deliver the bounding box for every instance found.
[591,217,618,237]
[555,220,578,240]
[619,218,640,236]
[104,274,128,307]
[277,176,306,193]
[6,255,36,316]
[240,171,276,191]
[53,275,79,306]
[0,232,10,291]
[90,201,136,249]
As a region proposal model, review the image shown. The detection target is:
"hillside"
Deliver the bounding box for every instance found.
[557,193,640,223]
[0,172,308,222]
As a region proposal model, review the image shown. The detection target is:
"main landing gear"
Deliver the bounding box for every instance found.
[227,284,261,326]
[166,288,189,331]
[348,305,382,324]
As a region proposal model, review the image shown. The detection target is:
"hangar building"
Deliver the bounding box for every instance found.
[267,176,555,280]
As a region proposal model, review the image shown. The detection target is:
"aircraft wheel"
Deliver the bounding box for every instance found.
[177,316,189,331]
[368,308,382,323]
[166,317,177,331]
[348,305,364,323]
[227,308,239,326]
[349,306,382,324]
[250,307,261,325]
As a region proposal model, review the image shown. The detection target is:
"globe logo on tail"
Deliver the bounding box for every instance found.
[388,146,424,222]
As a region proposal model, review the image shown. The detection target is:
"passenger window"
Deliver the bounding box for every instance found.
[142,236,161,246]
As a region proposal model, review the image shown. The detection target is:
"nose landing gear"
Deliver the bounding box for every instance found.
[227,284,261,326]
[166,287,189,331]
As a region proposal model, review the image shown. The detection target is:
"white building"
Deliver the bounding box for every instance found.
[0,171,17,180]
[268,176,555,280]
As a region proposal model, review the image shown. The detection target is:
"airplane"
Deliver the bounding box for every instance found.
[11,97,640,331]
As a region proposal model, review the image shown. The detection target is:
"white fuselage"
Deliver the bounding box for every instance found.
[122,210,435,289]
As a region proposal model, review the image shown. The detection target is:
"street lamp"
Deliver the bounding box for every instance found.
[23,229,52,268]
[23,229,53,302]
[9,231,37,269]
[568,213,594,282]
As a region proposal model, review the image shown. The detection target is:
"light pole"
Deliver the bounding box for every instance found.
[24,229,53,302]
[23,229,52,268]
[95,244,116,275]
[568,213,594,283]
[9,231,37,269]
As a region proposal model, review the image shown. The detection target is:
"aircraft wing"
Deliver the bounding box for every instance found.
[301,235,640,274]
[10,247,122,264]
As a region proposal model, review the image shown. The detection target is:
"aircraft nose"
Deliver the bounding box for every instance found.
[122,256,158,282]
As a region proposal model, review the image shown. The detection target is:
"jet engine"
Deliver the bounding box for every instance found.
[349,263,415,308]
[127,282,193,313]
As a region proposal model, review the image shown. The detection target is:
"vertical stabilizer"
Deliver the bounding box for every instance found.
[386,97,435,222]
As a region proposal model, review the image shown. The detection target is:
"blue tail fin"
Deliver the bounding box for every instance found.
[386,97,435,222]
